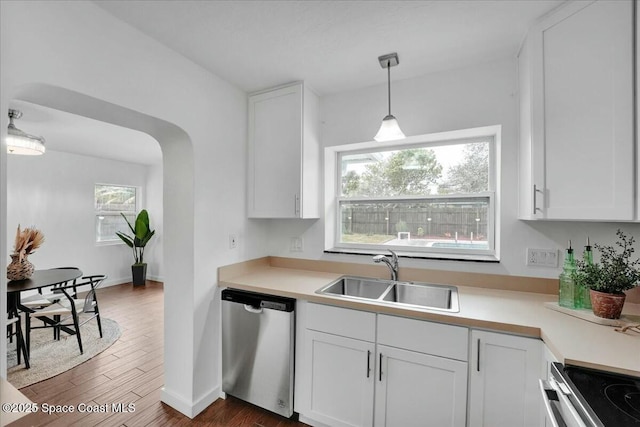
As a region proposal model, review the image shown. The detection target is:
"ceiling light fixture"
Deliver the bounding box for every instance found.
[6,109,46,155]
[374,52,405,142]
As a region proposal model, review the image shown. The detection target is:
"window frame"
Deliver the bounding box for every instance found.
[324,125,501,261]
[94,183,140,245]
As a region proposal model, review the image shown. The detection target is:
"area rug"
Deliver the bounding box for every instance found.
[7,317,121,389]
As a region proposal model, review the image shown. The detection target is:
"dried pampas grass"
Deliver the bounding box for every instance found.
[12,225,44,261]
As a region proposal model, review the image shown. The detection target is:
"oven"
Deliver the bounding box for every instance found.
[539,362,640,427]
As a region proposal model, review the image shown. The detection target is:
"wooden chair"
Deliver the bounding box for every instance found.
[26,275,107,355]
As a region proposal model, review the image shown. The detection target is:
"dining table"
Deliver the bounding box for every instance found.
[7,267,83,366]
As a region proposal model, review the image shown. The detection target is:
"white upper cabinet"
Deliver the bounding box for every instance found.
[247,82,320,218]
[518,0,634,220]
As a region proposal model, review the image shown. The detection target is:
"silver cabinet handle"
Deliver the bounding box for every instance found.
[533,184,543,214]
[367,350,371,378]
[294,194,300,216]
[477,338,481,372]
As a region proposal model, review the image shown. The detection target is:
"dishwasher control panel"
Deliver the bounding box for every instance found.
[221,288,295,312]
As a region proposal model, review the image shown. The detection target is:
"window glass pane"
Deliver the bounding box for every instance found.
[95,213,136,243]
[339,197,489,250]
[341,141,489,197]
[95,184,137,243]
[95,185,137,212]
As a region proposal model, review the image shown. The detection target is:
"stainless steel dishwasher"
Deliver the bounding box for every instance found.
[221,288,295,418]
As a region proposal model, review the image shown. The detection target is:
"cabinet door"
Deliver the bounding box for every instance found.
[304,330,374,427]
[374,345,467,427]
[248,84,302,218]
[524,0,634,220]
[468,330,543,427]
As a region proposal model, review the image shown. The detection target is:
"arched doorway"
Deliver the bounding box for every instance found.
[1,83,195,411]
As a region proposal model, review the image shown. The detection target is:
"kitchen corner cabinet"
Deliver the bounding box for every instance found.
[247,82,320,218]
[518,0,635,220]
[468,330,543,427]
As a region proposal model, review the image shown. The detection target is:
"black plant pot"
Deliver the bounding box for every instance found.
[132,263,147,286]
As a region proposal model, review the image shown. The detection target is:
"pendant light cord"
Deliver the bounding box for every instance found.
[387,60,391,116]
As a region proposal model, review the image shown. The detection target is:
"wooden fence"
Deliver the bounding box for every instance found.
[342,205,487,240]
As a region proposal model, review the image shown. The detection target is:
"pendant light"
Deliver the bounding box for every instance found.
[6,109,46,155]
[374,52,405,142]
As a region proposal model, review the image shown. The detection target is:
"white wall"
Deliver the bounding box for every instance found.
[0,0,268,415]
[261,58,640,279]
[146,162,164,280]
[6,150,161,285]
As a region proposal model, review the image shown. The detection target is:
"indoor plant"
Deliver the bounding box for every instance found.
[573,229,640,319]
[116,209,155,286]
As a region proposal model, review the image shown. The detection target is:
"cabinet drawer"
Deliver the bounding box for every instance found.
[307,303,375,342]
[377,314,468,361]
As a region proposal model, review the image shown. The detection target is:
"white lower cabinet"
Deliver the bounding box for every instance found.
[298,303,468,427]
[468,330,543,427]
[374,344,468,427]
[304,330,375,427]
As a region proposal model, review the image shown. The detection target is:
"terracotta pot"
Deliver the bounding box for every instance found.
[589,289,626,319]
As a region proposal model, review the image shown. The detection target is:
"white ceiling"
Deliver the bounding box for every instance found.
[93,0,565,95]
[9,1,565,165]
[9,100,162,165]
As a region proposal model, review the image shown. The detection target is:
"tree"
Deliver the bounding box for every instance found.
[439,143,488,194]
[341,170,361,197]
[349,148,442,197]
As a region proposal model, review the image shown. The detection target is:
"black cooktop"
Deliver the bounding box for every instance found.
[565,365,640,426]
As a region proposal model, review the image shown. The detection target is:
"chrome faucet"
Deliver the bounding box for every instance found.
[373,250,399,281]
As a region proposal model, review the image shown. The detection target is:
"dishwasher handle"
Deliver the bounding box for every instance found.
[244,304,263,314]
[221,288,295,312]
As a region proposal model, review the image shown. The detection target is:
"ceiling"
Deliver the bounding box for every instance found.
[93,0,565,95]
[9,1,565,165]
[9,100,162,165]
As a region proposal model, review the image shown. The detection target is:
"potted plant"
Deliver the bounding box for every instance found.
[573,229,640,319]
[116,209,155,286]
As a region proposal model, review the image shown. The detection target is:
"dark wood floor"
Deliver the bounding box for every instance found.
[8,282,307,427]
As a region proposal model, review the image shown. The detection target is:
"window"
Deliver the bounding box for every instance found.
[94,184,138,243]
[326,126,499,260]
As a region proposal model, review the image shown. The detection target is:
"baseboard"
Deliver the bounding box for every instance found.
[299,414,330,427]
[146,274,164,282]
[99,275,164,289]
[102,276,130,288]
[160,385,221,418]
[192,385,222,417]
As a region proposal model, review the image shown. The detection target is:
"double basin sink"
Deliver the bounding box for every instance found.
[316,276,459,312]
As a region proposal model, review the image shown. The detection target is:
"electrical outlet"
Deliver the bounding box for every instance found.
[229,234,237,249]
[526,248,558,267]
[290,237,303,252]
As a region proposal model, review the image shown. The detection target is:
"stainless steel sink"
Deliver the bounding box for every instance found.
[316,276,459,312]
[318,276,392,300]
[382,282,458,311]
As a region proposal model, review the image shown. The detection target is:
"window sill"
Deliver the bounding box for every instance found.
[324,248,500,263]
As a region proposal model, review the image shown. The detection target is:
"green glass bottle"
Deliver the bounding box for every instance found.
[577,238,593,309]
[559,241,577,308]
